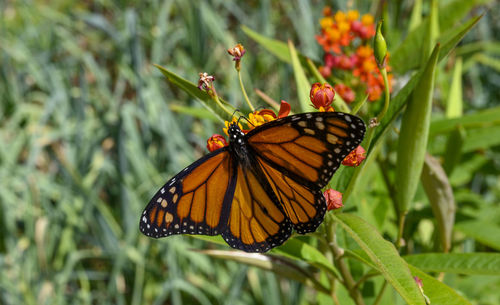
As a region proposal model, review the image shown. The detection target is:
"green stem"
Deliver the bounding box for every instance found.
[238,70,255,112]
[351,94,369,115]
[396,212,407,249]
[326,215,366,305]
[211,86,233,117]
[376,67,391,123]
[372,281,388,305]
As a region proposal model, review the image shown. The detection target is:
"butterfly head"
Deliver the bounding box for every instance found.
[227,122,245,143]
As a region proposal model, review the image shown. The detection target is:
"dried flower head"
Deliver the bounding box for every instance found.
[324,189,343,210]
[342,145,366,167]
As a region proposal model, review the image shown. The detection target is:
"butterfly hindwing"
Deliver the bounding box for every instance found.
[140,148,236,238]
[256,156,326,234]
[221,164,292,252]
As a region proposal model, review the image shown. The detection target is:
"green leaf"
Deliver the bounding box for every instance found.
[455,221,500,251]
[273,238,340,278]
[421,154,456,252]
[430,106,500,136]
[438,14,483,64]
[288,40,314,112]
[446,57,463,118]
[408,264,472,305]
[462,124,500,152]
[199,250,331,294]
[405,253,500,275]
[169,104,219,121]
[241,25,292,63]
[333,214,425,305]
[391,0,486,73]
[442,125,466,174]
[408,0,423,32]
[395,44,440,216]
[154,64,234,121]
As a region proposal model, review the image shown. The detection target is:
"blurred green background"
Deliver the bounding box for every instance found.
[1,0,499,304]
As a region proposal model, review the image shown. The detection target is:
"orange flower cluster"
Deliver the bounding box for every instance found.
[316,8,391,102]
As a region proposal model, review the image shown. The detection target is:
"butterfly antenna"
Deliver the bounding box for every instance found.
[231,109,241,119]
[238,115,254,127]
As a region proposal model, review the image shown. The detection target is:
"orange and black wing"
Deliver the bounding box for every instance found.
[247,112,366,233]
[140,148,236,238]
[221,164,292,252]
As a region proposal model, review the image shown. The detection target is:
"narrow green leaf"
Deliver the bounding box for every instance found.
[273,238,340,278]
[420,0,439,65]
[438,14,483,64]
[169,104,219,121]
[333,214,425,305]
[154,64,234,121]
[408,0,423,31]
[199,250,331,294]
[430,106,500,136]
[241,25,291,63]
[474,53,500,72]
[462,124,500,152]
[405,253,500,275]
[442,125,466,174]
[408,264,472,305]
[455,221,500,251]
[392,0,485,73]
[446,57,463,118]
[288,40,313,112]
[421,154,456,252]
[395,44,440,216]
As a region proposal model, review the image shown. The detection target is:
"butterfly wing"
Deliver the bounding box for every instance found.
[140,148,236,238]
[221,164,292,252]
[246,112,366,232]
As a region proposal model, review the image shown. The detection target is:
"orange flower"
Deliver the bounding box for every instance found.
[342,145,366,167]
[247,100,291,130]
[324,189,343,210]
[206,134,227,152]
[310,83,335,110]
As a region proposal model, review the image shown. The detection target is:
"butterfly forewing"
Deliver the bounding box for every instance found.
[140,148,236,238]
[247,112,366,189]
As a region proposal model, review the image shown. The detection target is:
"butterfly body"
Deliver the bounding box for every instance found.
[140,112,366,252]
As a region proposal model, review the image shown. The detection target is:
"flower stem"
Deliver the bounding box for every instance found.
[372,281,388,305]
[238,70,255,112]
[326,215,366,305]
[376,67,390,123]
[395,212,407,249]
[210,86,233,117]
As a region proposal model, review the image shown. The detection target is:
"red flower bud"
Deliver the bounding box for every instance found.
[206,134,227,152]
[342,145,366,167]
[324,189,343,210]
[310,83,335,109]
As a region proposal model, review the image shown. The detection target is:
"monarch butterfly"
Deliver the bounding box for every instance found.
[140,112,365,252]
